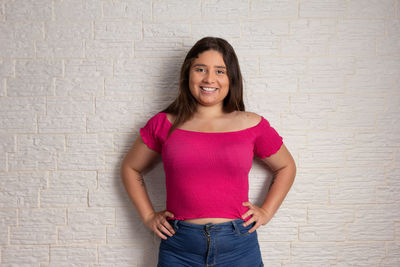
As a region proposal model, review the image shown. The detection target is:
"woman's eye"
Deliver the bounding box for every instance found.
[195,68,206,72]
[217,70,225,75]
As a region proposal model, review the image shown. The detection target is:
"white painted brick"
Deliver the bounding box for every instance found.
[36,39,85,59]
[68,207,114,226]
[0,172,47,208]
[378,19,400,55]
[230,36,281,56]
[40,188,88,207]
[0,209,17,245]
[54,0,102,20]
[5,0,52,21]
[282,19,335,56]
[0,97,45,115]
[346,204,399,241]
[337,19,385,38]
[282,112,328,130]
[0,134,15,153]
[255,57,307,93]
[87,96,142,133]
[300,149,345,168]
[95,21,142,41]
[113,133,137,153]
[58,224,106,244]
[143,94,178,115]
[347,0,396,18]
[1,245,49,264]
[66,133,113,153]
[19,208,65,226]
[377,185,400,203]
[192,21,241,40]
[329,35,377,56]
[47,96,94,116]
[285,169,336,203]
[55,76,104,96]
[250,0,298,18]
[0,209,17,226]
[327,111,376,130]
[7,77,54,96]
[346,147,393,167]
[308,205,354,223]
[135,38,186,58]
[290,95,336,119]
[103,0,151,21]
[380,242,400,266]
[330,167,383,204]
[86,40,133,59]
[98,245,149,266]
[0,60,14,76]
[38,115,86,134]
[107,223,153,244]
[153,0,201,21]
[239,56,259,78]
[65,59,113,78]
[336,242,385,266]
[385,168,400,187]
[291,242,337,262]
[259,242,290,261]
[16,60,62,77]
[49,171,97,189]
[144,22,191,38]
[115,206,140,226]
[299,74,346,93]
[17,134,64,153]
[299,0,346,18]
[89,172,131,207]
[8,151,57,171]
[257,220,298,241]
[49,245,97,264]
[0,21,43,41]
[0,39,35,58]
[45,21,92,41]
[58,152,105,171]
[202,0,249,19]
[11,225,57,245]
[299,222,346,241]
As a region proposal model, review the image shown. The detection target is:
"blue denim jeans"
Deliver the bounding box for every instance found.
[157,219,264,267]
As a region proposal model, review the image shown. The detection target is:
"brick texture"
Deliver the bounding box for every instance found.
[0,0,399,266]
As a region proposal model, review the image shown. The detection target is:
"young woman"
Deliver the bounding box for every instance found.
[121,37,296,267]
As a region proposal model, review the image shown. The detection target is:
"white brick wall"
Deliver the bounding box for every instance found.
[0,0,399,266]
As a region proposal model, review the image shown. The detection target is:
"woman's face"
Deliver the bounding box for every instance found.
[188,50,230,108]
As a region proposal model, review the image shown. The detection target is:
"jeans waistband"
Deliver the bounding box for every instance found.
[168,218,245,231]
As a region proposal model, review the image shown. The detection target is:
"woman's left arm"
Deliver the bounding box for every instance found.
[241,144,296,233]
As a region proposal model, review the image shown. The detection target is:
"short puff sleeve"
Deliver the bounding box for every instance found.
[253,118,283,158]
[139,113,163,153]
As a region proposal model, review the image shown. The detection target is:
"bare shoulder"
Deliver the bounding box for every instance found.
[234,111,262,128]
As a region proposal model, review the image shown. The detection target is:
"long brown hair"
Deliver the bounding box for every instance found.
[160,36,245,137]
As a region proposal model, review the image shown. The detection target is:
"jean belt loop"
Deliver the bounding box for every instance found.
[231,219,240,234]
[173,220,179,231]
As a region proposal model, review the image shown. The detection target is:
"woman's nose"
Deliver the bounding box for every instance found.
[203,71,216,83]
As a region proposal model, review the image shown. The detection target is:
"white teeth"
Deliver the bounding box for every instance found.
[201,87,217,91]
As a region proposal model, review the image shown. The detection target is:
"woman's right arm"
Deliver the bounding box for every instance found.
[120,135,175,239]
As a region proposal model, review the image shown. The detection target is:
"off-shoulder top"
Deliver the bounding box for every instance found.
[139,112,283,221]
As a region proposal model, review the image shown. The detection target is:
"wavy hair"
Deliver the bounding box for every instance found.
[160,37,245,137]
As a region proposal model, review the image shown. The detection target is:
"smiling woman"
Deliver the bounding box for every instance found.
[120,37,296,267]
[189,50,230,107]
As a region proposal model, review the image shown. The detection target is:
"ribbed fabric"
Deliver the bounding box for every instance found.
[139,112,283,221]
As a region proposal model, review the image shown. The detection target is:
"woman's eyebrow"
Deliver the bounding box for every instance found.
[192,63,226,69]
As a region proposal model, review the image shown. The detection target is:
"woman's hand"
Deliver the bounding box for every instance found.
[143,210,176,240]
[241,202,273,233]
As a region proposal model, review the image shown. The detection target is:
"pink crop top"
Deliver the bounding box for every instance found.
[139,112,283,221]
